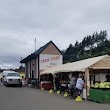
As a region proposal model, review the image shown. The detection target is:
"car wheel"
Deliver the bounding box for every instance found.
[19,84,22,87]
[1,78,2,82]
[6,82,9,87]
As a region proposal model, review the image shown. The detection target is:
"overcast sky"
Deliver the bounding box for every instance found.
[0,0,110,69]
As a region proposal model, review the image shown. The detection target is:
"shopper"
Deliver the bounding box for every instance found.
[22,76,26,86]
[55,78,60,91]
[70,76,77,98]
[75,75,84,97]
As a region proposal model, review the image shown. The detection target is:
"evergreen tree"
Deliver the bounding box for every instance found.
[65,44,73,55]
[75,41,79,47]
[63,30,109,63]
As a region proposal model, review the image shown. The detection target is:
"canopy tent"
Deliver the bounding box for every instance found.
[40,63,70,75]
[40,55,110,75]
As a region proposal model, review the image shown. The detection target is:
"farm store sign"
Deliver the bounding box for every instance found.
[39,54,62,70]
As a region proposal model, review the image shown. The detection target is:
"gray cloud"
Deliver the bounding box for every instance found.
[0,0,110,68]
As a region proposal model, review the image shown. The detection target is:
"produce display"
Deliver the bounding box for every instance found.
[89,88,110,103]
[49,89,54,93]
[91,82,110,88]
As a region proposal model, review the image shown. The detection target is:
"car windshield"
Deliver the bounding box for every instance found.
[7,73,20,77]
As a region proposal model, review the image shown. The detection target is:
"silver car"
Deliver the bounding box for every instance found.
[4,72,22,87]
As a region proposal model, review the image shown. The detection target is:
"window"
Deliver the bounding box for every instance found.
[7,73,20,77]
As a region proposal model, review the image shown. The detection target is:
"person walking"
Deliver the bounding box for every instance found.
[75,75,84,97]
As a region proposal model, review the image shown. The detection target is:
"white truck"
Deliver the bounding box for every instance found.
[2,71,22,87]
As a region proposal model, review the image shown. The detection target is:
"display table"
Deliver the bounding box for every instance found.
[61,83,70,91]
[61,83,70,87]
[40,81,53,90]
[89,88,110,103]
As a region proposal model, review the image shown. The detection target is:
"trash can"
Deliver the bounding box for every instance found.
[31,79,38,88]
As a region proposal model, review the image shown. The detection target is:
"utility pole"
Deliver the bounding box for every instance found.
[35,38,36,51]
[20,57,23,67]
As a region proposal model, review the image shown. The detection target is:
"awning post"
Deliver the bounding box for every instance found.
[85,68,90,99]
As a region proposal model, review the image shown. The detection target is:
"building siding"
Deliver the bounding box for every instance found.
[25,42,63,80]
[41,43,61,55]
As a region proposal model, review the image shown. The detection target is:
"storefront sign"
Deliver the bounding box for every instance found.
[39,54,62,70]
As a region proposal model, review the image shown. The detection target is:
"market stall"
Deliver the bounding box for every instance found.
[88,70,110,103]
[41,55,110,102]
[90,87,110,103]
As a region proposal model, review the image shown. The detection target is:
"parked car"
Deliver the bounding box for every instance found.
[1,71,15,83]
[3,71,22,87]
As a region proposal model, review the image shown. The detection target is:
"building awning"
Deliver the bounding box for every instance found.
[40,63,70,75]
[20,54,38,63]
[40,55,110,75]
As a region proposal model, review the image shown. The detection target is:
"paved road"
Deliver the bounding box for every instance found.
[0,85,110,110]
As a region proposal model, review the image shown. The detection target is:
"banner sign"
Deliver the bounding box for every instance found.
[39,54,63,70]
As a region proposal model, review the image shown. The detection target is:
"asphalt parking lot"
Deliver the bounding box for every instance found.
[0,84,110,110]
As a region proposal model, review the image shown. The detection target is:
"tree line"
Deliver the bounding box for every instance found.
[62,30,110,63]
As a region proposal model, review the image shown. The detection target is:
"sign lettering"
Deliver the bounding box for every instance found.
[39,54,62,70]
